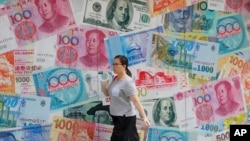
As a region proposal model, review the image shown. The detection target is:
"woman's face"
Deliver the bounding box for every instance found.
[112,58,124,74]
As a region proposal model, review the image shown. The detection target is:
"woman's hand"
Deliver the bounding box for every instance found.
[143,117,150,127]
[101,80,109,96]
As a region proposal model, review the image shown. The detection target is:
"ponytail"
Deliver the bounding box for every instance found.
[126,67,132,77]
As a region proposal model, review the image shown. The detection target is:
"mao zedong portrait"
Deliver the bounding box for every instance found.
[153,97,178,127]
[106,0,133,32]
[214,80,240,116]
[79,29,109,70]
[34,0,69,33]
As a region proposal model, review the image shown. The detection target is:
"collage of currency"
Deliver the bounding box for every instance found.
[0,0,250,140]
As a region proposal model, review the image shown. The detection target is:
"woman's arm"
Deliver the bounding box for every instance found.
[130,94,150,126]
[101,80,109,97]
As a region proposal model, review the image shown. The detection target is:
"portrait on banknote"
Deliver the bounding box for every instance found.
[164,5,193,32]
[34,0,70,34]
[106,0,133,32]
[213,80,240,117]
[152,97,179,128]
[78,29,110,70]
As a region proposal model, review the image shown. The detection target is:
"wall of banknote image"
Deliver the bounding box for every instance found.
[0,0,250,140]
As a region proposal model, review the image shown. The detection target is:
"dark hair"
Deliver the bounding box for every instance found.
[214,80,232,93]
[85,29,106,43]
[34,0,56,6]
[114,55,132,77]
[106,0,130,25]
[0,132,16,140]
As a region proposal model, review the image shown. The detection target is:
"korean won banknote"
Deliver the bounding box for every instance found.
[81,0,155,32]
[0,0,76,46]
[32,67,88,110]
[147,32,219,77]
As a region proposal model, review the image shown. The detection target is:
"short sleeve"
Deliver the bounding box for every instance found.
[123,79,137,97]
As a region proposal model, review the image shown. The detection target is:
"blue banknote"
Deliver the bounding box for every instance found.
[216,14,248,55]
[32,67,88,110]
[147,126,190,141]
[0,124,51,141]
[17,94,51,127]
[0,94,20,128]
[105,25,164,66]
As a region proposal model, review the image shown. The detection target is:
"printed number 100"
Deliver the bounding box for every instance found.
[197,65,214,73]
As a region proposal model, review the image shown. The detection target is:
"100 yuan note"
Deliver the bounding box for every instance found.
[0,0,76,46]
[81,0,155,32]
[55,24,119,71]
[32,67,88,110]
[146,32,219,77]
[193,75,245,125]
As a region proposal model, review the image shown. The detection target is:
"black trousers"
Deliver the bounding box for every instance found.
[111,115,139,141]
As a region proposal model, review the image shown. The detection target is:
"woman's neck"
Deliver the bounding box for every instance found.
[116,72,127,80]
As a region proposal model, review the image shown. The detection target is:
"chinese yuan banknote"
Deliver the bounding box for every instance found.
[0,124,51,141]
[0,0,76,46]
[55,24,119,71]
[105,25,163,67]
[50,116,95,141]
[131,64,189,100]
[32,67,88,110]
[147,33,219,77]
[175,75,246,127]
[14,49,42,95]
[216,14,248,55]
[81,0,157,32]
[0,94,20,128]
[0,15,17,54]
[16,94,51,127]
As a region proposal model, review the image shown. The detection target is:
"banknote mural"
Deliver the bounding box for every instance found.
[0,0,250,140]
